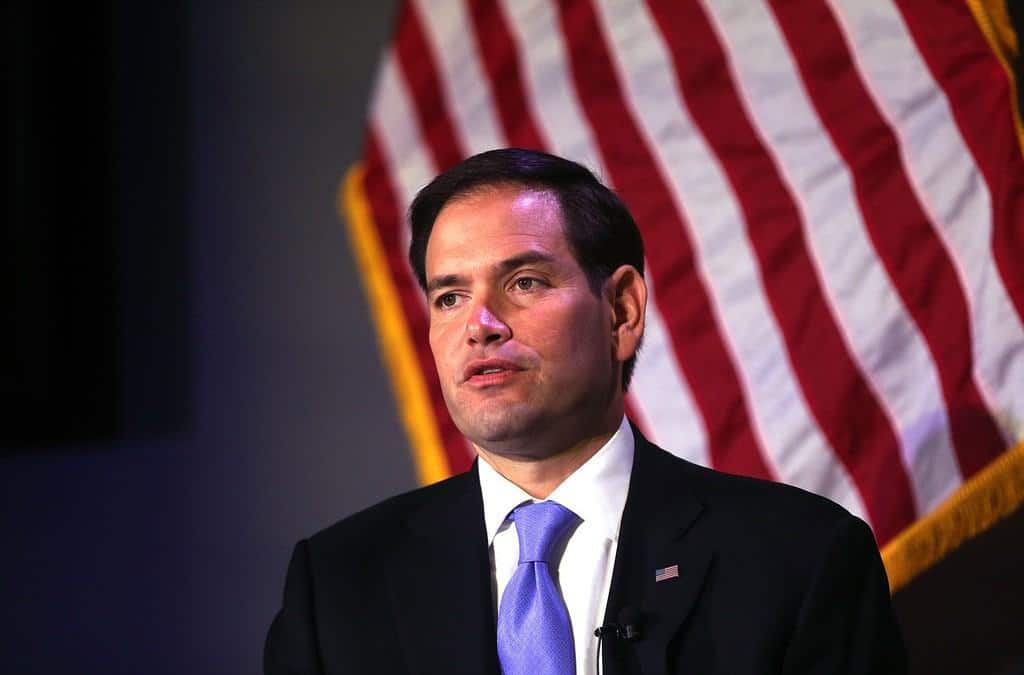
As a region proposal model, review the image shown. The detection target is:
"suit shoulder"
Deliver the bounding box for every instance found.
[306,469,476,557]
[646,442,863,541]
[643,444,882,600]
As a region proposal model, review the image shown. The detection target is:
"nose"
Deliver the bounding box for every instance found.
[466,299,511,346]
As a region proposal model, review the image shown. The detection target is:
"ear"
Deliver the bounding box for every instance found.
[605,265,647,362]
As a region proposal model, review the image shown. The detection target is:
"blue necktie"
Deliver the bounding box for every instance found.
[497,501,581,675]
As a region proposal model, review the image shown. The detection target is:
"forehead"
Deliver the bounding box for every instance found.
[424,185,572,271]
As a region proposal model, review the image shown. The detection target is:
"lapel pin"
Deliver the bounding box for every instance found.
[655,564,679,582]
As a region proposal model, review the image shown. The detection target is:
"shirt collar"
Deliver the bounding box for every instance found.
[477,416,635,545]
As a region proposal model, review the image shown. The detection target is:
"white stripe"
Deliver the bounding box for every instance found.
[499,0,709,466]
[497,0,606,178]
[703,0,963,514]
[596,0,867,518]
[370,50,436,211]
[412,0,506,154]
[630,279,710,467]
[829,0,1024,446]
[369,53,434,315]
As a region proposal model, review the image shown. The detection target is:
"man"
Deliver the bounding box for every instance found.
[265,149,906,674]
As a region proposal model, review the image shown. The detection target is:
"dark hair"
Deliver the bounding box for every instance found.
[408,148,645,390]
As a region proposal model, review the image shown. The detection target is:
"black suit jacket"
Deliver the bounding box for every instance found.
[265,429,906,674]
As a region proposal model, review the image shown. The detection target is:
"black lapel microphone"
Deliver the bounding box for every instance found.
[594,606,643,675]
[594,605,642,641]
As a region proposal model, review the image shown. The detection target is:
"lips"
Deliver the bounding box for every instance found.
[462,358,524,385]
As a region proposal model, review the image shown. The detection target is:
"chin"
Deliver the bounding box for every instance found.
[453,404,544,448]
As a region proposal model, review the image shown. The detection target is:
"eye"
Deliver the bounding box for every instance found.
[513,277,539,292]
[436,292,460,309]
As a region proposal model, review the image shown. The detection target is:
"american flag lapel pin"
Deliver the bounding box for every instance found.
[655,564,679,582]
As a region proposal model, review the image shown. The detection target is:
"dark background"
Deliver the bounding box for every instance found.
[3,2,409,673]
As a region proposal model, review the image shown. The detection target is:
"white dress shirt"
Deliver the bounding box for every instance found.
[477,416,635,675]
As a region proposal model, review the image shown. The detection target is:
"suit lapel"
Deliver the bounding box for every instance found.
[387,465,501,675]
[603,431,714,675]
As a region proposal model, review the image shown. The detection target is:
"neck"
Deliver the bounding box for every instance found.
[475,421,621,499]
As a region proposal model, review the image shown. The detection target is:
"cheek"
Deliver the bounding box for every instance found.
[528,300,608,362]
[428,323,457,371]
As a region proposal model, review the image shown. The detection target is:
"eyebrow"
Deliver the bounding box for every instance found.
[425,251,559,295]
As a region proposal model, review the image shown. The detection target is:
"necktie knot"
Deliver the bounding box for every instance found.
[510,501,580,564]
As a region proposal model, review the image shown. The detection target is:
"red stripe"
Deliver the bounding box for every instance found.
[394,2,465,170]
[554,0,773,481]
[363,131,473,474]
[770,0,1005,479]
[465,0,546,150]
[649,0,916,541]
[896,0,1024,325]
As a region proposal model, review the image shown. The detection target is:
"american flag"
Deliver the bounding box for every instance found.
[655,564,680,583]
[342,0,1024,590]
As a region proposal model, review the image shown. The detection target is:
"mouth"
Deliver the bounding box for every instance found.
[462,359,524,386]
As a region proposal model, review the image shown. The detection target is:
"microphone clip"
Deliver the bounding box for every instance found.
[593,619,641,641]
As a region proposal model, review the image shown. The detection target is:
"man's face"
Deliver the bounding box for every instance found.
[424,184,622,458]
